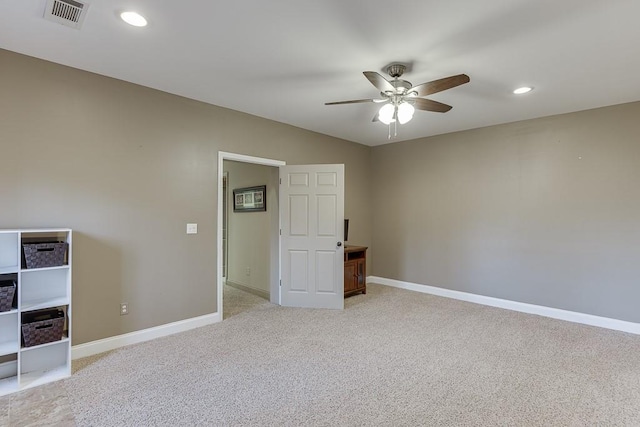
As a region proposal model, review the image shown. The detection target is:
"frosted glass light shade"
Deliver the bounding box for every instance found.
[397,102,415,124]
[378,103,396,125]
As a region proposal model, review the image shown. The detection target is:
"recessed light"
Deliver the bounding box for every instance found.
[120,11,147,27]
[513,86,533,95]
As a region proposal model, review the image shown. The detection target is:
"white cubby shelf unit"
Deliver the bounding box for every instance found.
[0,229,72,396]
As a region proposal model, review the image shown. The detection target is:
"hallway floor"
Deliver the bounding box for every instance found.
[223,283,271,319]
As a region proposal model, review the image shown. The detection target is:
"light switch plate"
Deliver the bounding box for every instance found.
[187,223,198,234]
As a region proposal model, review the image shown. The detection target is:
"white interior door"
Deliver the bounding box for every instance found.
[280,164,344,309]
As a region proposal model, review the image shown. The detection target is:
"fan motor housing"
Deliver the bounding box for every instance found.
[391,79,412,92]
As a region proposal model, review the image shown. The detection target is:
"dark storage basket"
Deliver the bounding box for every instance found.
[0,280,16,312]
[22,242,68,269]
[21,309,65,347]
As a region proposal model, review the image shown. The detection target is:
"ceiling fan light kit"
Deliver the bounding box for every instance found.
[378,103,396,125]
[326,63,470,138]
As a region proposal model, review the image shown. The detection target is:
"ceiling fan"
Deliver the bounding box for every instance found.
[325,64,470,135]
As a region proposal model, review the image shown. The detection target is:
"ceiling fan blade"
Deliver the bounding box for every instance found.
[413,98,453,113]
[363,71,395,92]
[325,98,377,105]
[410,74,470,97]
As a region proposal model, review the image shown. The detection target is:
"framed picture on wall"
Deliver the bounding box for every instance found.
[233,185,266,212]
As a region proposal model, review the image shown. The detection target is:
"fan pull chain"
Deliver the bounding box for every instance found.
[386,118,399,140]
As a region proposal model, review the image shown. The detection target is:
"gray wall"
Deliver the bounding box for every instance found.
[0,49,372,344]
[371,101,640,323]
[4,46,638,344]
[224,160,276,297]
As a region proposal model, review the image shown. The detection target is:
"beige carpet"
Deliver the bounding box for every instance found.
[62,283,640,426]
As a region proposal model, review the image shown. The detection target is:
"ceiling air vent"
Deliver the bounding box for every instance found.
[44,0,89,29]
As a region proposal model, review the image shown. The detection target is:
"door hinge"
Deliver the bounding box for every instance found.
[279,280,282,287]
[279,178,282,185]
[280,229,282,235]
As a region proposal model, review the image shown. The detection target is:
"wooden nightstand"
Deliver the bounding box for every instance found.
[344,245,367,297]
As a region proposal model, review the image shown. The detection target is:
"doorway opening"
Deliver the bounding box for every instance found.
[217,152,285,320]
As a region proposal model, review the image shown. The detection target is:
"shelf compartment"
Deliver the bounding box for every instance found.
[0,233,19,274]
[0,357,17,378]
[0,313,19,356]
[0,357,18,397]
[20,341,70,389]
[0,375,18,397]
[20,268,70,309]
[20,231,70,270]
[19,365,70,391]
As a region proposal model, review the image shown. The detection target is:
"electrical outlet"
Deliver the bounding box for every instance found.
[120,303,129,315]
[245,267,251,276]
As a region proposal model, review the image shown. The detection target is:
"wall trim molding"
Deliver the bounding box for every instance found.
[368,276,640,335]
[71,312,222,360]
[72,277,640,360]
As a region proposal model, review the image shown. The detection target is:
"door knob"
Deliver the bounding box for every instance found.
[337,242,342,247]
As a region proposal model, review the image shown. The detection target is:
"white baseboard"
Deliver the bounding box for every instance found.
[367,276,640,335]
[71,312,222,360]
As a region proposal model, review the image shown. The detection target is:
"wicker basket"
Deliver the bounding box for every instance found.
[0,280,16,312]
[21,309,65,347]
[22,242,68,269]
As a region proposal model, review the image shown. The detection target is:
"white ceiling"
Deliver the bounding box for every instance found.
[2,1,640,146]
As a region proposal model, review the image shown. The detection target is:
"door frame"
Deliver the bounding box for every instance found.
[222,171,228,281]
[217,151,286,319]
